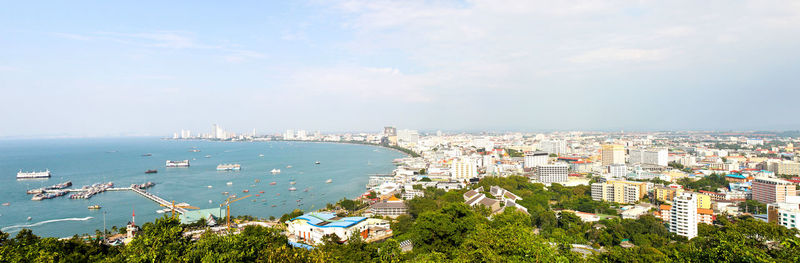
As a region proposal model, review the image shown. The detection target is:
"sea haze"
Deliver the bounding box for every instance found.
[0,138,404,237]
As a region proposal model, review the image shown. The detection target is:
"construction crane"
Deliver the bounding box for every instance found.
[159,200,199,219]
[220,194,250,228]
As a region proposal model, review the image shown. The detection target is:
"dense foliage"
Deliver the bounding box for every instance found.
[2,176,800,262]
[677,173,728,192]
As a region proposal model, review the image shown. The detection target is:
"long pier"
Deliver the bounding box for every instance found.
[130,187,187,214]
[34,186,187,214]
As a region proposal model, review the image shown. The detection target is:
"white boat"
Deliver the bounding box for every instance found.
[271,169,281,174]
[226,182,233,186]
[207,185,213,188]
[326,179,332,184]
[17,169,51,179]
[286,165,292,168]
[259,154,264,157]
[204,155,212,158]
[27,216,32,221]
[166,160,190,167]
[217,164,241,171]
[288,187,297,191]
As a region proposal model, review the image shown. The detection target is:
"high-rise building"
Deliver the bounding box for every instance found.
[397,129,419,145]
[383,126,397,137]
[608,164,627,178]
[535,164,568,184]
[752,177,797,204]
[451,158,477,180]
[670,193,698,239]
[297,130,308,140]
[601,144,625,166]
[539,140,567,155]
[628,148,668,166]
[211,124,226,139]
[591,180,647,204]
[767,161,800,176]
[524,152,548,168]
[284,130,295,140]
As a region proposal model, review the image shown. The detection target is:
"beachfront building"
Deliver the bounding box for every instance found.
[286,212,369,245]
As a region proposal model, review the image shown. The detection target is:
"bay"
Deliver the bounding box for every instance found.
[0,138,403,238]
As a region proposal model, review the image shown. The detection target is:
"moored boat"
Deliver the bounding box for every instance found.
[88,205,101,210]
[17,169,51,179]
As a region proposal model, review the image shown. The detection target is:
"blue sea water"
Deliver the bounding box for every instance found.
[0,138,404,238]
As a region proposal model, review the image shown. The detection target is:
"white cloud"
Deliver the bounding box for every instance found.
[567,48,669,63]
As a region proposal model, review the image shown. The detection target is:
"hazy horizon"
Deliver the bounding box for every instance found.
[3,1,800,137]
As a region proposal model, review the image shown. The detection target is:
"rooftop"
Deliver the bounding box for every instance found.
[291,212,366,228]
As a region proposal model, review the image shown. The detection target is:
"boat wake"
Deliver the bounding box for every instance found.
[1,217,94,232]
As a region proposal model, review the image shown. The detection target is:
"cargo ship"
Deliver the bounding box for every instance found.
[16,169,51,179]
[216,164,241,171]
[166,160,190,167]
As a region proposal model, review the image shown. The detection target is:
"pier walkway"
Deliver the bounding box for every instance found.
[130,187,187,214]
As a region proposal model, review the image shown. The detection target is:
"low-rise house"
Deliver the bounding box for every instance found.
[286,212,369,246]
[367,196,408,218]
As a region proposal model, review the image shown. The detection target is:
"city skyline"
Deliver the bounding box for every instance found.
[3,1,800,137]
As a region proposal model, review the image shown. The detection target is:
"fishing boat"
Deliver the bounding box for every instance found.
[189,149,201,152]
[286,165,292,168]
[270,169,281,174]
[141,153,152,157]
[226,182,233,186]
[326,179,332,183]
[315,161,320,164]
[259,154,264,157]
[145,169,157,174]
[208,185,213,188]
[255,194,260,197]
[88,205,101,210]
[1,203,9,206]
[259,191,265,194]
[271,205,276,207]
[269,182,277,185]
[27,216,32,221]
[254,179,260,183]
[204,155,212,158]
[289,181,296,185]
[288,187,297,191]
[243,190,249,193]
[222,192,229,195]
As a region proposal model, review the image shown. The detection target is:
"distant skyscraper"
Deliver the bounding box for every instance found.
[601,144,625,166]
[670,193,698,239]
[396,129,419,145]
[284,130,295,140]
[384,126,397,137]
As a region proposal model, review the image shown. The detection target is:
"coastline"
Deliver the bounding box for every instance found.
[276,140,416,158]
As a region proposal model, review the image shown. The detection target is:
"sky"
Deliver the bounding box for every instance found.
[2,1,800,137]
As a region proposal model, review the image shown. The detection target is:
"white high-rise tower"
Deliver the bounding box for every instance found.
[670,193,698,239]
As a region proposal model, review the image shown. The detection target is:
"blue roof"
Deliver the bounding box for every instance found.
[290,212,366,228]
[726,173,747,179]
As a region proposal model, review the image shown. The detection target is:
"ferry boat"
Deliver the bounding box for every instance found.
[217,164,241,171]
[166,160,190,167]
[145,169,158,174]
[271,169,281,174]
[17,169,51,179]
[326,179,333,184]
[88,205,101,210]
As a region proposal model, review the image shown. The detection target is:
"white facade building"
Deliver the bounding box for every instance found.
[524,152,548,168]
[535,164,569,183]
[539,140,568,155]
[670,193,698,239]
[608,164,627,178]
[628,148,668,166]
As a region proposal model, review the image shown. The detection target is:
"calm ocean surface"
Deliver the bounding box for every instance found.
[0,138,403,237]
